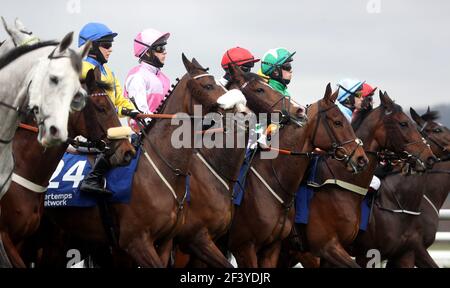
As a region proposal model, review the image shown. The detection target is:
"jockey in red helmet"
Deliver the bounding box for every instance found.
[219,47,259,87]
[353,82,377,119]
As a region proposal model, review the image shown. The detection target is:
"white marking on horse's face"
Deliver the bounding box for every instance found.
[30,55,82,146]
[216,89,247,110]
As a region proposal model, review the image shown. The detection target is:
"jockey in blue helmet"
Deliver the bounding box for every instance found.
[335,78,365,123]
[77,22,137,197]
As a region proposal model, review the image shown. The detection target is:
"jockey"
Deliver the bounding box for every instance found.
[335,78,365,122]
[353,83,377,120]
[219,47,259,87]
[336,79,381,192]
[124,28,171,120]
[77,22,138,197]
[259,47,295,96]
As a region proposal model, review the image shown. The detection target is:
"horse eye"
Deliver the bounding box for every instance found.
[334,120,343,127]
[204,84,214,90]
[433,128,442,133]
[256,88,264,93]
[399,122,408,127]
[50,76,59,85]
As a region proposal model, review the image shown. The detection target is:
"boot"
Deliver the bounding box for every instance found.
[79,154,113,197]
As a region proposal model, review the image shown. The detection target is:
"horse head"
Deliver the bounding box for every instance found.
[181,53,249,115]
[69,67,136,166]
[227,64,306,125]
[410,107,450,161]
[366,91,437,171]
[28,32,90,147]
[306,83,368,173]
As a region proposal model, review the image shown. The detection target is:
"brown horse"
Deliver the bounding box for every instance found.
[287,92,436,268]
[173,65,308,268]
[41,55,249,268]
[226,82,368,268]
[0,68,135,268]
[352,108,449,268]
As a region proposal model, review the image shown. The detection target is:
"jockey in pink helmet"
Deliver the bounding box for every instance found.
[124,29,171,122]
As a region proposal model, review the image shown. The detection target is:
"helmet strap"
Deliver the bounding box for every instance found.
[271,66,290,87]
[141,51,164,68]
[90,42,108,64]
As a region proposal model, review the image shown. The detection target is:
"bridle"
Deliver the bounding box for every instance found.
[17,91,111,153]
[239,79,305,127]
[419,121,449,160]
[309,103,363,171]
[382,114,429,168]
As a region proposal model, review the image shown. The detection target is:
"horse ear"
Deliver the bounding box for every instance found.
[79,41,91,59]
[380,91,393,110]
[192,57,205,70]
[93,66,102,81]
[427,106,431,114]
[14,18,26,31]
[182,53,195,74]
[1,17,12,37]
[410,107,424,126]
[323,83,337,103]
[228,64,245,82]
[85,69,96,91]
[57,31,74,53]
[323,83,332,99]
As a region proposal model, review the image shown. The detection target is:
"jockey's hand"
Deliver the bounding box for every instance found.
[122,108,140,119]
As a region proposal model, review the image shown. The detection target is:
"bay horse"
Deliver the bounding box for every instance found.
[287,92,436,268]
[226,82,369,268]
[173,65,308,268]
[0,67,135,268]
[42,55,249,268]
[352,108,449,268]
[0,33,89,198]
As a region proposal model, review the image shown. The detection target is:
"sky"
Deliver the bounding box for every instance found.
[1,0,449,109]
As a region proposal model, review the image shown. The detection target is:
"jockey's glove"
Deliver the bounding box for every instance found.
[122,107,140,119]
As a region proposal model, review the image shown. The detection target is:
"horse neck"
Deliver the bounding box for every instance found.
[196,131,248,184]
[354,109,380,153]
[142,78,193,187]
[13,129,68,187]
[423,160,450,209]
[253,123,310,200]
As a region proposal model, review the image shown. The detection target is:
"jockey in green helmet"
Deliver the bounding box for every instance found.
[259,47,296,96]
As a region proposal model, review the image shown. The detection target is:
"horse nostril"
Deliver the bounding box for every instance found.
[49,126,59,137]
[357,156,368,167]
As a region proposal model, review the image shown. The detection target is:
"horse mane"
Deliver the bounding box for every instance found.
[0,40,58,70]
[352,106,374,130]
[243,72,263,83]
[352,97,375,130]
[95,80,112,91]
[421,110,440,122]
[143,75,185,133]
